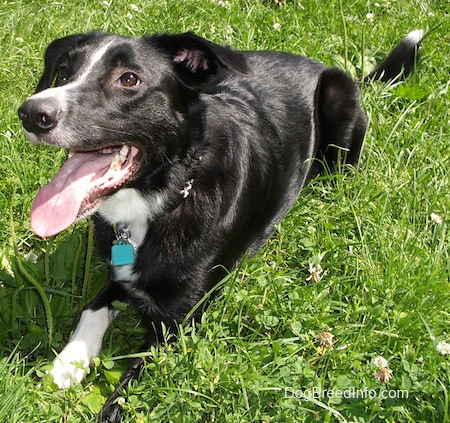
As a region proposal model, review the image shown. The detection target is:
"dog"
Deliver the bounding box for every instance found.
[18,29,423,421]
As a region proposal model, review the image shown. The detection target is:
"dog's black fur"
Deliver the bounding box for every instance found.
[19,30,422,421]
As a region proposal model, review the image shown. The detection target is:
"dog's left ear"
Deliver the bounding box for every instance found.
[152,32,252,87]
[36,34,92,93]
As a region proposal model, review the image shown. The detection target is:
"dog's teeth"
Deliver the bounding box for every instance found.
[109,151,128,173]
[110,155,123,170]
[104,145,131,179]
[119,145,130,158]
[105,168,116,180]
[68,150,75,158]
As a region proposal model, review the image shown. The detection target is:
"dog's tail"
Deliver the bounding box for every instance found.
[364,29,424,83]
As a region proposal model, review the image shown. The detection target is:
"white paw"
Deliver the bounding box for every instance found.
[49,341,90,389]
[47,308,115,389]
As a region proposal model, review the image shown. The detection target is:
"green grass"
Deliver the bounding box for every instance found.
[1,0,449,421]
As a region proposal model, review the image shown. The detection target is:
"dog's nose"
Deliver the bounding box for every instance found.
[18,98,60,133]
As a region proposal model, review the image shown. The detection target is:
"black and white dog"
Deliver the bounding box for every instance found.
[19,29,423,421]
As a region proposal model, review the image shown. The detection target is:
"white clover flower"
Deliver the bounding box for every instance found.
[306,263,323,282]
[373,356,388,369]
[316,331,334,347]
[129,4,140,12]
[430,213,443,225]
[373,355,393,382]
[24,252,38,264]
[366,12,374,23]
[273,23,281,31]
[375,367,393,382]
[436,341,450,355]
[225,25,234,35]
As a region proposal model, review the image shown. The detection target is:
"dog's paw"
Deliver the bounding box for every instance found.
[49,342,90,389]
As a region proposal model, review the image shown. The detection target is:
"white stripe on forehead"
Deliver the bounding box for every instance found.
[75,39,116,85]
[31,39,116,101]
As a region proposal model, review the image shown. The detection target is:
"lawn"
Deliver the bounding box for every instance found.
[0,0,449,422]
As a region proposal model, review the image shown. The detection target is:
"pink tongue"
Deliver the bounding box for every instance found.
[31,151,114,238]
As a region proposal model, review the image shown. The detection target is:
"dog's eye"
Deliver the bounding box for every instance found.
[118,72,141,88]
[58,65,70,82]
[58,66,69,81]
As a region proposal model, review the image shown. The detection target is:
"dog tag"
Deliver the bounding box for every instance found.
[111,241,135,266]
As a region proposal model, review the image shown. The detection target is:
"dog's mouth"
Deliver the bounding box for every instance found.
[31,144,141,238]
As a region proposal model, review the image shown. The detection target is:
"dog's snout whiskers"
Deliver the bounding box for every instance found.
[91,125,135,137]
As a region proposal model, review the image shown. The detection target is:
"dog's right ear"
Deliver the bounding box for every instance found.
[36,34,90,93]
[152,32,252,88]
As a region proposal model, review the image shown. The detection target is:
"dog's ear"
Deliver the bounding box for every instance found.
[152,32,252,87]
[36,34,90,93]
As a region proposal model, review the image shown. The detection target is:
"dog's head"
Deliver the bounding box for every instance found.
[18,32,251,237]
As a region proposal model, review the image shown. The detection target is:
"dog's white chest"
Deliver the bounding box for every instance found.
[98,187,167,281]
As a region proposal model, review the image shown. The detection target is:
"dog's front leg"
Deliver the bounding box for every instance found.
[49,280,125,389]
